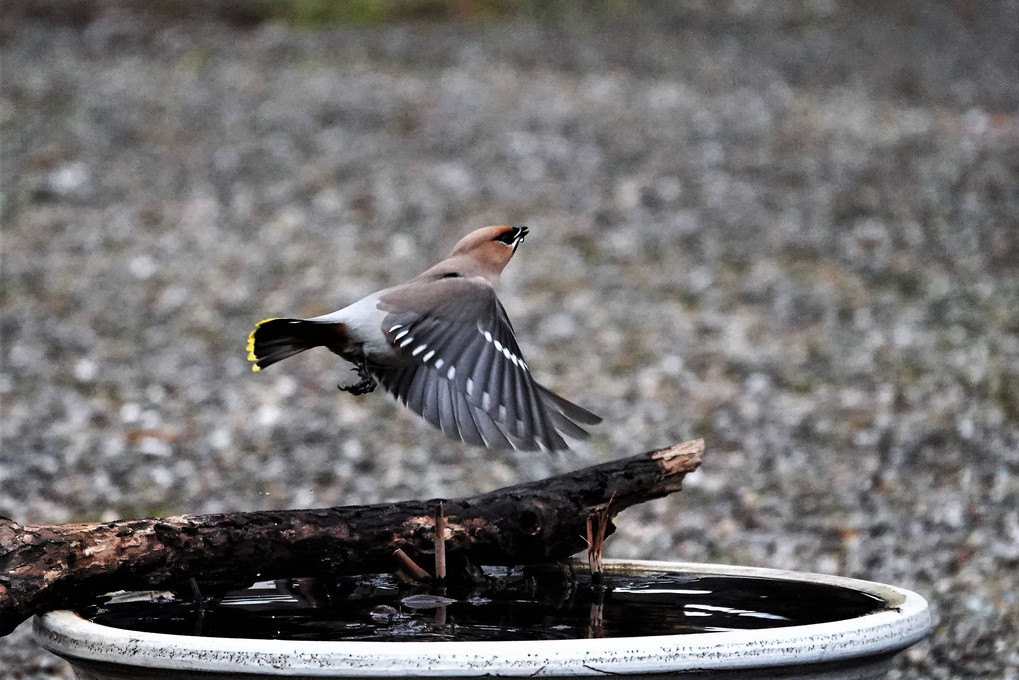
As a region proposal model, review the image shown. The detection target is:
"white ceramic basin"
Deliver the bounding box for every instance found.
[33,559,933,679]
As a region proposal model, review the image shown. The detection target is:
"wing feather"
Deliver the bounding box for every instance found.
[450,389,486,448]
[436,379,459,440]
[371,277,599,451]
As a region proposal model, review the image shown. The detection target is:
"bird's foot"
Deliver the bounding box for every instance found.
[338,364,376,395]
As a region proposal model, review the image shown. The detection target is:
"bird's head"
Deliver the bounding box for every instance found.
[449,225,529,276]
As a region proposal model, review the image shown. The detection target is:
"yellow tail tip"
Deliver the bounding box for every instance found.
[246,318,279,368]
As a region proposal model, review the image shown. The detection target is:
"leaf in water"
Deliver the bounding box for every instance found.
[400,594,458,609]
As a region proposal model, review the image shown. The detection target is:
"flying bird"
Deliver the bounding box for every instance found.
[247,226,600,451]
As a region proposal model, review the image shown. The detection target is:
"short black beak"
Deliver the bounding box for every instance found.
[512,225,529,245]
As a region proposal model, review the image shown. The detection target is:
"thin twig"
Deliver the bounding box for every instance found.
[434,501,447,582]
[393,548,431,582]
[586,492,614,584]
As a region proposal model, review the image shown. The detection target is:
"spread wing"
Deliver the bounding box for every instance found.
[372,277,600,452]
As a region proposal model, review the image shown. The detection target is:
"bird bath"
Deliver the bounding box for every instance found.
[34,559,932,679]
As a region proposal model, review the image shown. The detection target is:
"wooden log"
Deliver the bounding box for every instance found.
[0,439,703,636]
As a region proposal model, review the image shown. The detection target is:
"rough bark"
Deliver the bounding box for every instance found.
[0,439,703,636]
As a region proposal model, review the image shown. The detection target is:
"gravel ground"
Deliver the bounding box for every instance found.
[2,2,1018,677]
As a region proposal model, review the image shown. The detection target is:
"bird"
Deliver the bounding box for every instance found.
[247,226,601,452]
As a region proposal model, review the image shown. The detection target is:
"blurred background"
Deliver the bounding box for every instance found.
[2,1,1017,677]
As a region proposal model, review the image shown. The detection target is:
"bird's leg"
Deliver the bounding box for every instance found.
[338,356,377,395]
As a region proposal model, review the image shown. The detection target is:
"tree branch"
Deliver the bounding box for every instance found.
[0,439,703,636]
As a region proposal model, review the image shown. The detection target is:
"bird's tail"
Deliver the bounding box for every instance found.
[247,318,345,371]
